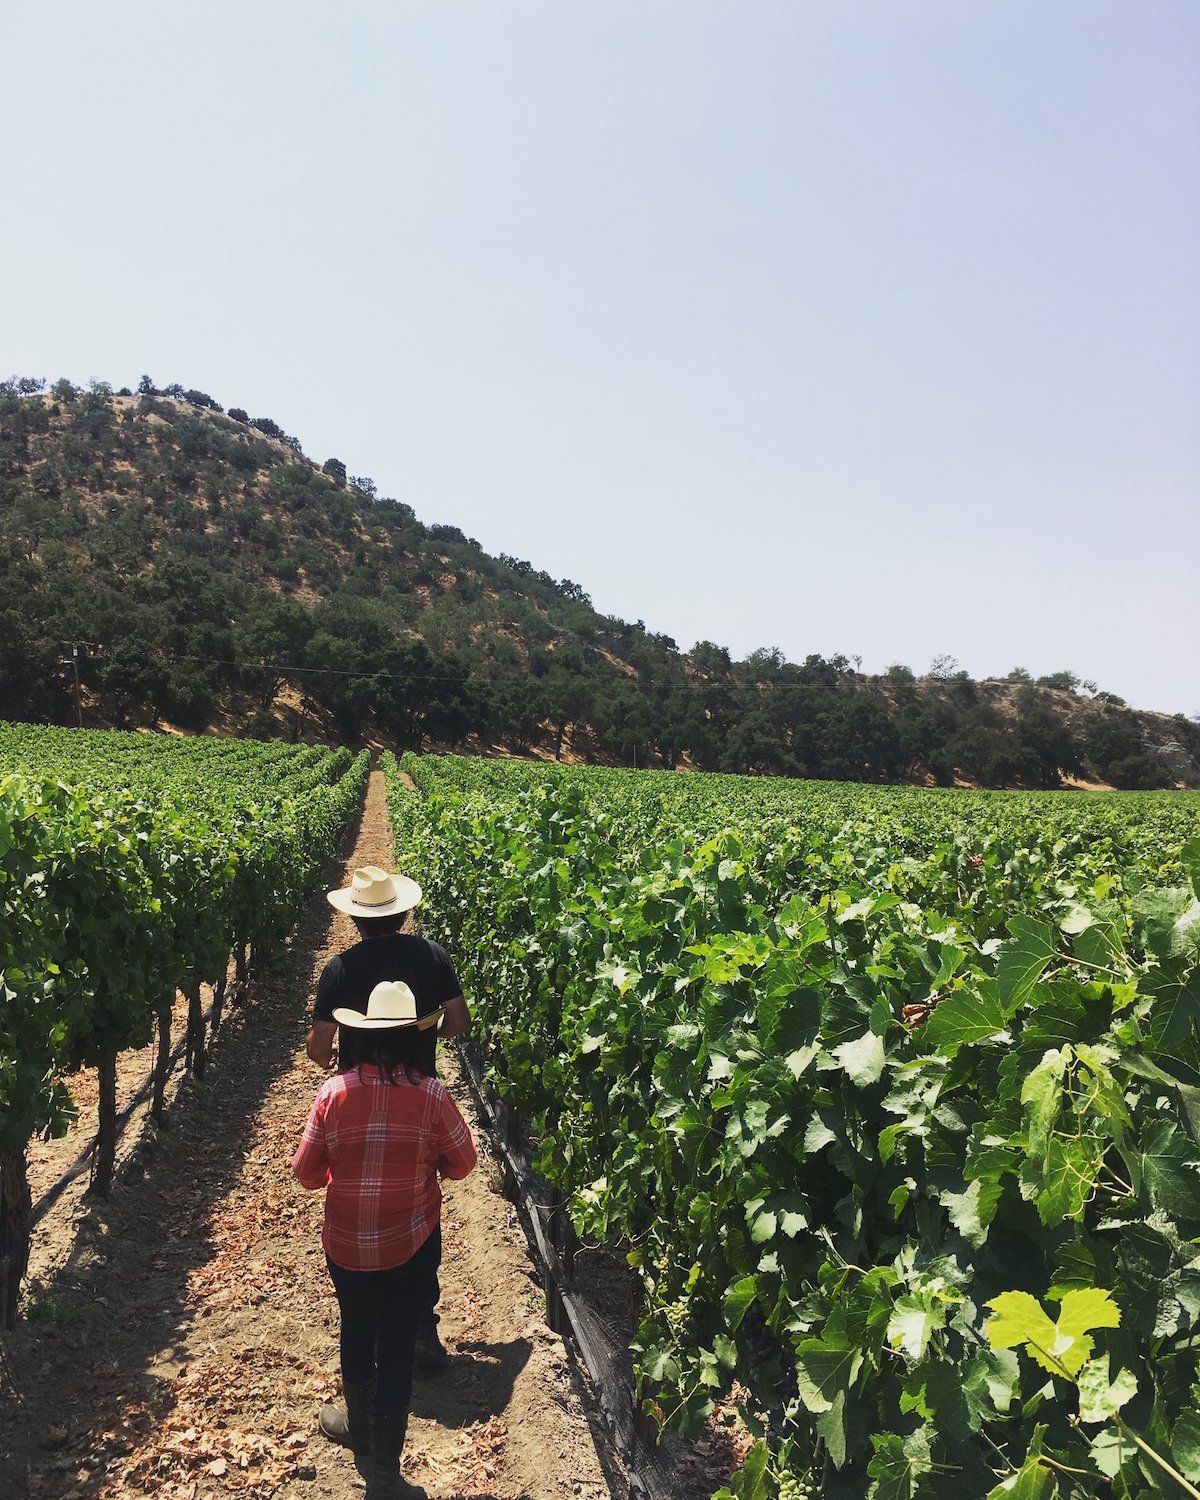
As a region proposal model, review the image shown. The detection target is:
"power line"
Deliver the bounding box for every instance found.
[170,653,473,683]
[64,645,491,685]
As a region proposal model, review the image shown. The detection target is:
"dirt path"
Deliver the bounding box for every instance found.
[0,771,624,1500]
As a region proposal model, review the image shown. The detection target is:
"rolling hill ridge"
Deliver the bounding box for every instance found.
[1,374,1196,790]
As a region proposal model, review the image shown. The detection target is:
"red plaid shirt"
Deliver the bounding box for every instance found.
[292,1066,477,1271]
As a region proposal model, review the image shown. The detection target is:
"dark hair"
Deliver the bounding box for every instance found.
[352,913,409,938]
[356,1024,428,1084]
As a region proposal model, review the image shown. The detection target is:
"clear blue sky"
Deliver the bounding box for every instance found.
[4,3,1197,714]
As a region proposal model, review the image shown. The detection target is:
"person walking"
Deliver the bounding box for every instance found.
[306,865,471,1368]
[293,979,477,1499]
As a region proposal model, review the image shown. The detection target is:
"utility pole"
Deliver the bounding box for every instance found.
[70,644,82,728]
[60,642,86,728]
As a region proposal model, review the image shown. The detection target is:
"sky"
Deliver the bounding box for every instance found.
[3,3,1197,715]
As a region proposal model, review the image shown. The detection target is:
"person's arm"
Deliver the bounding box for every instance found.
[438,994,471,1040]
[292,1092,332,1189]
[307,957,343,1068]
[306,1020,337,1068]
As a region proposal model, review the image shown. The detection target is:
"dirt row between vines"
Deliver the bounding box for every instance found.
[1,770,634,1500]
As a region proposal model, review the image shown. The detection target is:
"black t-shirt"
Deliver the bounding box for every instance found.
[313,934,462,1075]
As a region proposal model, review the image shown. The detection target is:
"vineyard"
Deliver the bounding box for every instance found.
[0,725,367,1328]
[388,754,1200,1500]
[4,729,1200,1499]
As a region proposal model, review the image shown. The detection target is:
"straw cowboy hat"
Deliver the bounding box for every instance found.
[327,866,422,918]
[333,981,444,1031]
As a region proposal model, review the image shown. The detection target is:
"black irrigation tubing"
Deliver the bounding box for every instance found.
[29,982,239,1229]
[454,1042,675,1500]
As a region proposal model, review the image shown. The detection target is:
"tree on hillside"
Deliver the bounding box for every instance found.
[233,594,313,716]
[641,662,693,770]
[590,682,654,767]
[1012,687,1083,783]
[1036,670,1080,692]
[133,558,238,727]
[541,664,595,761]
[1085,708,1172,789]
[97,637,167,726]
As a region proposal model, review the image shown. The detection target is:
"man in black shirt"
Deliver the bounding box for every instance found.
[306,865,471,1369]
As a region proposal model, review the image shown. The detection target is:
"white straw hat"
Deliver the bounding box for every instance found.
[333,981,444,1031]
[327,866,422,918]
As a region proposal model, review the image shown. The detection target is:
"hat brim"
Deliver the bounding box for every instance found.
[332,1006,445,1032]
[327,875,422,917]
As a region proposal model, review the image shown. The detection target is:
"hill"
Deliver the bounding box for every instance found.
[1,374,1196,789]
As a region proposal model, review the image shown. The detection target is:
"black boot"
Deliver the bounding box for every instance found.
[366,1408,426,1500]
[413,1325,450,1371]
[319,1376,374,1454]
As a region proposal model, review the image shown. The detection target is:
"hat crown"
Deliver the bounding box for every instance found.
[366,981,418,1022]
[351,867,399,908]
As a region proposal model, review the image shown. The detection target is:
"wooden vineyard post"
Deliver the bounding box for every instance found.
[150,1002,173,1126]
[0,1150,32,1329]
[184,979,206,1081]
[210,973,228,1034]
[561,1212,579,1279]
[89,1052,118,1197]
[633,1374,661,1448]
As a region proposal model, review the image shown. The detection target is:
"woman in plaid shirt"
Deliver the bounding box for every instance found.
[293,980,477,1500]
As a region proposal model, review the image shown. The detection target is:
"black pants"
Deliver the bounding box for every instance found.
[325,1225,441,1413]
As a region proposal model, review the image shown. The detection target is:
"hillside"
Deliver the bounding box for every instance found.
[1,374,1196,789]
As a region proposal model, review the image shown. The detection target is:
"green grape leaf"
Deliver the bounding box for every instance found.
[985,1293,1061,1362]
[832,1030,887,1087]
[922,980,1013,1053]
[1055,1287,1122,1342]
[887,1293,947,1363]
[985,1287,1120,1378]
[997,917,1058,1007]
[962,1347,1021,1427]
[1138,1117,1200,1220]
[1172,1408,1200,1484]
[1021,1048,1069,1155]
[722,1275,758,1330]
[815,1388,848,1469]
[984,1457,1057,1499]
[940,1176,1004,1247]
[1143,960,1200,1049]
[1027,1135,1104,1224]
[1076,1356,1137,1424]
[642,1345,681,1384]
[1182,836,1200,899]
[1133,888,1200,961]
[794,1340,862,1415]
[1174,901,1200,960]
[1089,1427,1130,1479]
[867,1428,933,1500]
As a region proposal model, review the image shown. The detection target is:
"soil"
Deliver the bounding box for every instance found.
[0,772,633,1500]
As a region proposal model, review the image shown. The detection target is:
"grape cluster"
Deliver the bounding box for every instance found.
[662,1297,689,1336]
[775,1472,814,1499]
